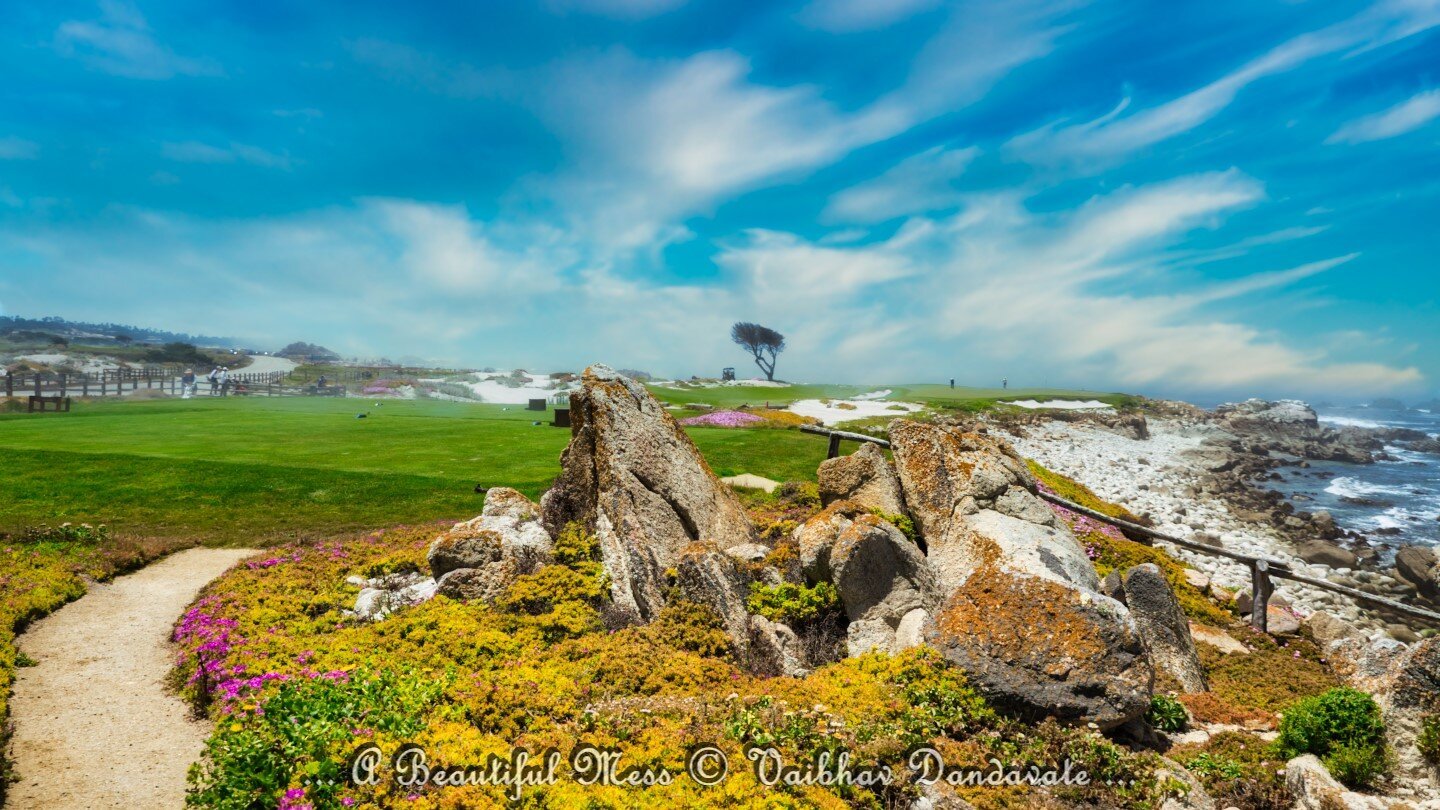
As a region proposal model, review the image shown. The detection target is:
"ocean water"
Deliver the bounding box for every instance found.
[1271,406,1440,550]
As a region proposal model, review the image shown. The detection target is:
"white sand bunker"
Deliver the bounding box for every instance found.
[789,395,923,425]
[1006,399,1114,411]
[449,371,577,405]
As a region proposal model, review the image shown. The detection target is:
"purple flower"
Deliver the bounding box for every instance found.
[679,410,765,428]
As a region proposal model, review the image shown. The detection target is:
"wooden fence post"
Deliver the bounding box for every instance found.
[34,374,42,399]
[5,372,12,398]
[827,433,842,459]
[1250,559,1273,632]
[58,373,67,397]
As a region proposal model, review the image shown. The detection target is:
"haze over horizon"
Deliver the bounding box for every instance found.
[1,0,1437,401]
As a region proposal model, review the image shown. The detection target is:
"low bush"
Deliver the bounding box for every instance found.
[746,580,840,624]
[1275,687,1387,788]
[1418,715,1440,763]
[1146,694,1189,732]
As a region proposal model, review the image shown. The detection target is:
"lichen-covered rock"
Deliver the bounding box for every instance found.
[675,543,753,659]
[436,565,514,603]
[796,504,940,656]
[428,486,552,580]
[1121,564,1208,693]
[353,572,438,621]
[540,365,755,623]
[817,442,906,515]
[797,501,865,584]
[890,421,1151,728]
[924,571,1150,729]
[749,614,810,678]
[829,514,939,656]
[1372,637,1440,801]
[1283,755,1396,810]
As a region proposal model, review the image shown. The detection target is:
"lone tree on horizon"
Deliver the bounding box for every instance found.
[730,321,785,381]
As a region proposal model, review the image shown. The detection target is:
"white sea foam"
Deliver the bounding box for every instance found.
[1317,414,1386,429]
[1325,476,1412,500]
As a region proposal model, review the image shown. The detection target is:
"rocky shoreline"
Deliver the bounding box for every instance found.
[1003,398,1439,640]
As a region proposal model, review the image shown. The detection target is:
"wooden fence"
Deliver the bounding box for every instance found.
[5,368,290,399]
[801,424,1440,631]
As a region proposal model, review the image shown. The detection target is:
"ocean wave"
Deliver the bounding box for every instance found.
[1325,476,1414,499]
[1370,504,1440,530]
[1318,414,1386,429]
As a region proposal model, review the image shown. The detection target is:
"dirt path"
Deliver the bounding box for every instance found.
[8,547,256,809]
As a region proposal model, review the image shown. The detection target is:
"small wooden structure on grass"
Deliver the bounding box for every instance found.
[28,395,71,413]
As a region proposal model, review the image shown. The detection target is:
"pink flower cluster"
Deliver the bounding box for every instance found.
[1035,482,1126,543]
[174,597,246,691]
[679,410,765,428]
[279,787,314,810]
[246,550,303,570]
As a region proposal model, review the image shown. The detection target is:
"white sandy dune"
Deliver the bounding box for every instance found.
[788,395,923,425]
[1005,399,1114,410]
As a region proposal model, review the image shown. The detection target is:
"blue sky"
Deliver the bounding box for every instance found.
[1,0,1437,399]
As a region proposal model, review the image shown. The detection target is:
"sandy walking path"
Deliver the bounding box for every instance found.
[8,547,257,809]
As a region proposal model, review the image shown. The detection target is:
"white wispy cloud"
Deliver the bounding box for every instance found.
[0,137,39,160]
[1328,88,1440,143]
[162,141,293,169]
[823,145,978,223]
[1009,0,1440,169]
[55,0,221,79]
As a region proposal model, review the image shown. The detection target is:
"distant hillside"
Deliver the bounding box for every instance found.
[0,315,242,348]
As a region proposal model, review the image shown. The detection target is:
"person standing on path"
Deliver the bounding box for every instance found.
[1002,378,1008,390]
[218,366,231,396]
[181,369,196,399]
[207,366,220,396]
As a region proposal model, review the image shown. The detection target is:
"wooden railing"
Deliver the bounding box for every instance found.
[5,369,290,399]
[800,424,1440,631]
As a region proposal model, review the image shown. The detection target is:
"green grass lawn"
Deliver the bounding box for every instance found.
[0,397,828,545]
[647,380,1133,411]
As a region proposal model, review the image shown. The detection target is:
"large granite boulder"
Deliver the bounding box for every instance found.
[1215,399,1319,435]
[1395,545,1440,602]
[428,487,553,603]
[1121,564,1208,693]
[833,515,938,655]
[817,442,906,515]
[540,365,755,623]
[889,421,1152,729]
[1372,638,1440,801]
[795,504,939,656]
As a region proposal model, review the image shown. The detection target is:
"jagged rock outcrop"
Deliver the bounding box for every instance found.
[888,421,1152,729]
[797,506,938,656]
[817,442,906,515]
[540,365,755,623]
[1120,564,1208,693]
[1371,638,1440,801]
[428,487,552,603]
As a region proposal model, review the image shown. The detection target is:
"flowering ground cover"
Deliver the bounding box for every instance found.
[678,410,766,427]
[171,512,1181,809]
[0,524,185,803]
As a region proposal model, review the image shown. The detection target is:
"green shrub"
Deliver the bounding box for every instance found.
[1184,751,1243,780]
[1418,715,1440,763]
[1146,694,1189,732]
[745,581,839,624]
[1275,687,1387,788]
[869,508,919,544]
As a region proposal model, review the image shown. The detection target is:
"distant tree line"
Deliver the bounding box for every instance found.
[0,315,239,348]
